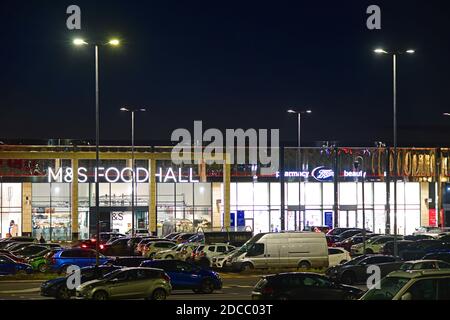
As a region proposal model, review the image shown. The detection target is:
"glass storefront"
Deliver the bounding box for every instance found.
[0,183,22,238]
[0,145,449,240]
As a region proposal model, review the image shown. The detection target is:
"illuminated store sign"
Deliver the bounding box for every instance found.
[48,167,199,183]
[276,167,367,182]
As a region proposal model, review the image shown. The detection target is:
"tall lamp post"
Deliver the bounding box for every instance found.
[374,48,415,257]
[354,156,366,253]
[73,38,120,266]
[287,109,312,230]
[120,107,147,237]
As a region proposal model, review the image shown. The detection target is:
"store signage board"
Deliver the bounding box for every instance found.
[47,167,199,183]
[276,167,366,182]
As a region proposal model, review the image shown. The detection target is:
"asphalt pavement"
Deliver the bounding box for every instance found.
[0,274,261,301]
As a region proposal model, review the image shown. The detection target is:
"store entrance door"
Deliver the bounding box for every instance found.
[89,206,148,237]
[339,205,357,228]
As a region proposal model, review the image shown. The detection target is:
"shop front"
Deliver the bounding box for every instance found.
[0,145,449,240]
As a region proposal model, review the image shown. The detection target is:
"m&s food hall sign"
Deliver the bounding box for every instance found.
[48,167,199,183]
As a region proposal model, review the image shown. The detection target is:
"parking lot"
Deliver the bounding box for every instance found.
[1,228,450,301]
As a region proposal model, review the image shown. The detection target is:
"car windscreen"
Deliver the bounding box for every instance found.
[342,255,367,266]
[102,269,123,280]
[362,277,410,300]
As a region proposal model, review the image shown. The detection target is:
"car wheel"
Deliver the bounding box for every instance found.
[151,288,167,300]
[166,255,174,260]
[241,262,253,272]
[92,291,108,301]
[56,287,72,300]
[200,279,214,294]
[341,271,356,285]
[38,263,48,273]
[298,261,311,269]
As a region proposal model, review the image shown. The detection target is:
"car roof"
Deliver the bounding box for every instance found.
[387,269,450,279]
[402,260,447,264]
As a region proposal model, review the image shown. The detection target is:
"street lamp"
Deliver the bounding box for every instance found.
[287,108,312,231]
[354,156,366,253]
[374,48,415,257]
[287,109,312,149]
[120,107,147,237]
[74,37,121,266]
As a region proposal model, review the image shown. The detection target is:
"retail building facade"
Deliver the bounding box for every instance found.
[1,144,449,240]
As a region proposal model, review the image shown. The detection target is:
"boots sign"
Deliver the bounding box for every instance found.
[48,167,199,183]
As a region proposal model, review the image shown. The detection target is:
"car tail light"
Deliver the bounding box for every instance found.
[81,244,87,248]
[51,258,56,265]
[100,244,105,250]
[261,287,274,295]
[161,273,171,282]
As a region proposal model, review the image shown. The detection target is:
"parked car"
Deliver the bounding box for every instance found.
[96,232,126,243]
[40,265,122,299]
[127,236,154,253]
[49,248,110,273]
[399,260,450,271]
[351,235,403,255]
[126,229,152,237]
[28,248,61,272]
[400,240,450,261]
[135,238,171,255]
[335,229,368,242]
[326,255,403,285]
[422,252,450,264]
[334,233,380,252]
[180,243,201,262]
[413,226,444,238]
[326,228,358,236]
[326,235,338,247]
[186,233,205,243]
[0,237,36,249]
[143,241,178,259]
[100,237,133,256]
[380,240,414,256]
[328,248,351,267]
[13,244,59,258]
[252,272,364,300]
[0,250,26,263]
[76,267,171,300]
[5,242,35,252]
[141,259,222,293]
[231,232,328,271]
[361,269,450,300]
[303,226,331,233]
[107,256,150,267]
[0,255,33,275]
[211,248,239,269]
[174,233,196,244]
[164,232,182,240]
[193,243,236,267]
[404,234,434,241]
[153,244,184,260]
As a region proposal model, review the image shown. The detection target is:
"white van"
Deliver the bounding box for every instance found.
[231,232,328,271]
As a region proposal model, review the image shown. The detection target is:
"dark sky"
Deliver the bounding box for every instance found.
[1,0,450,146]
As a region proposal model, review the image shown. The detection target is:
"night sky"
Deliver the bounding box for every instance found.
[1,0,450,147]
